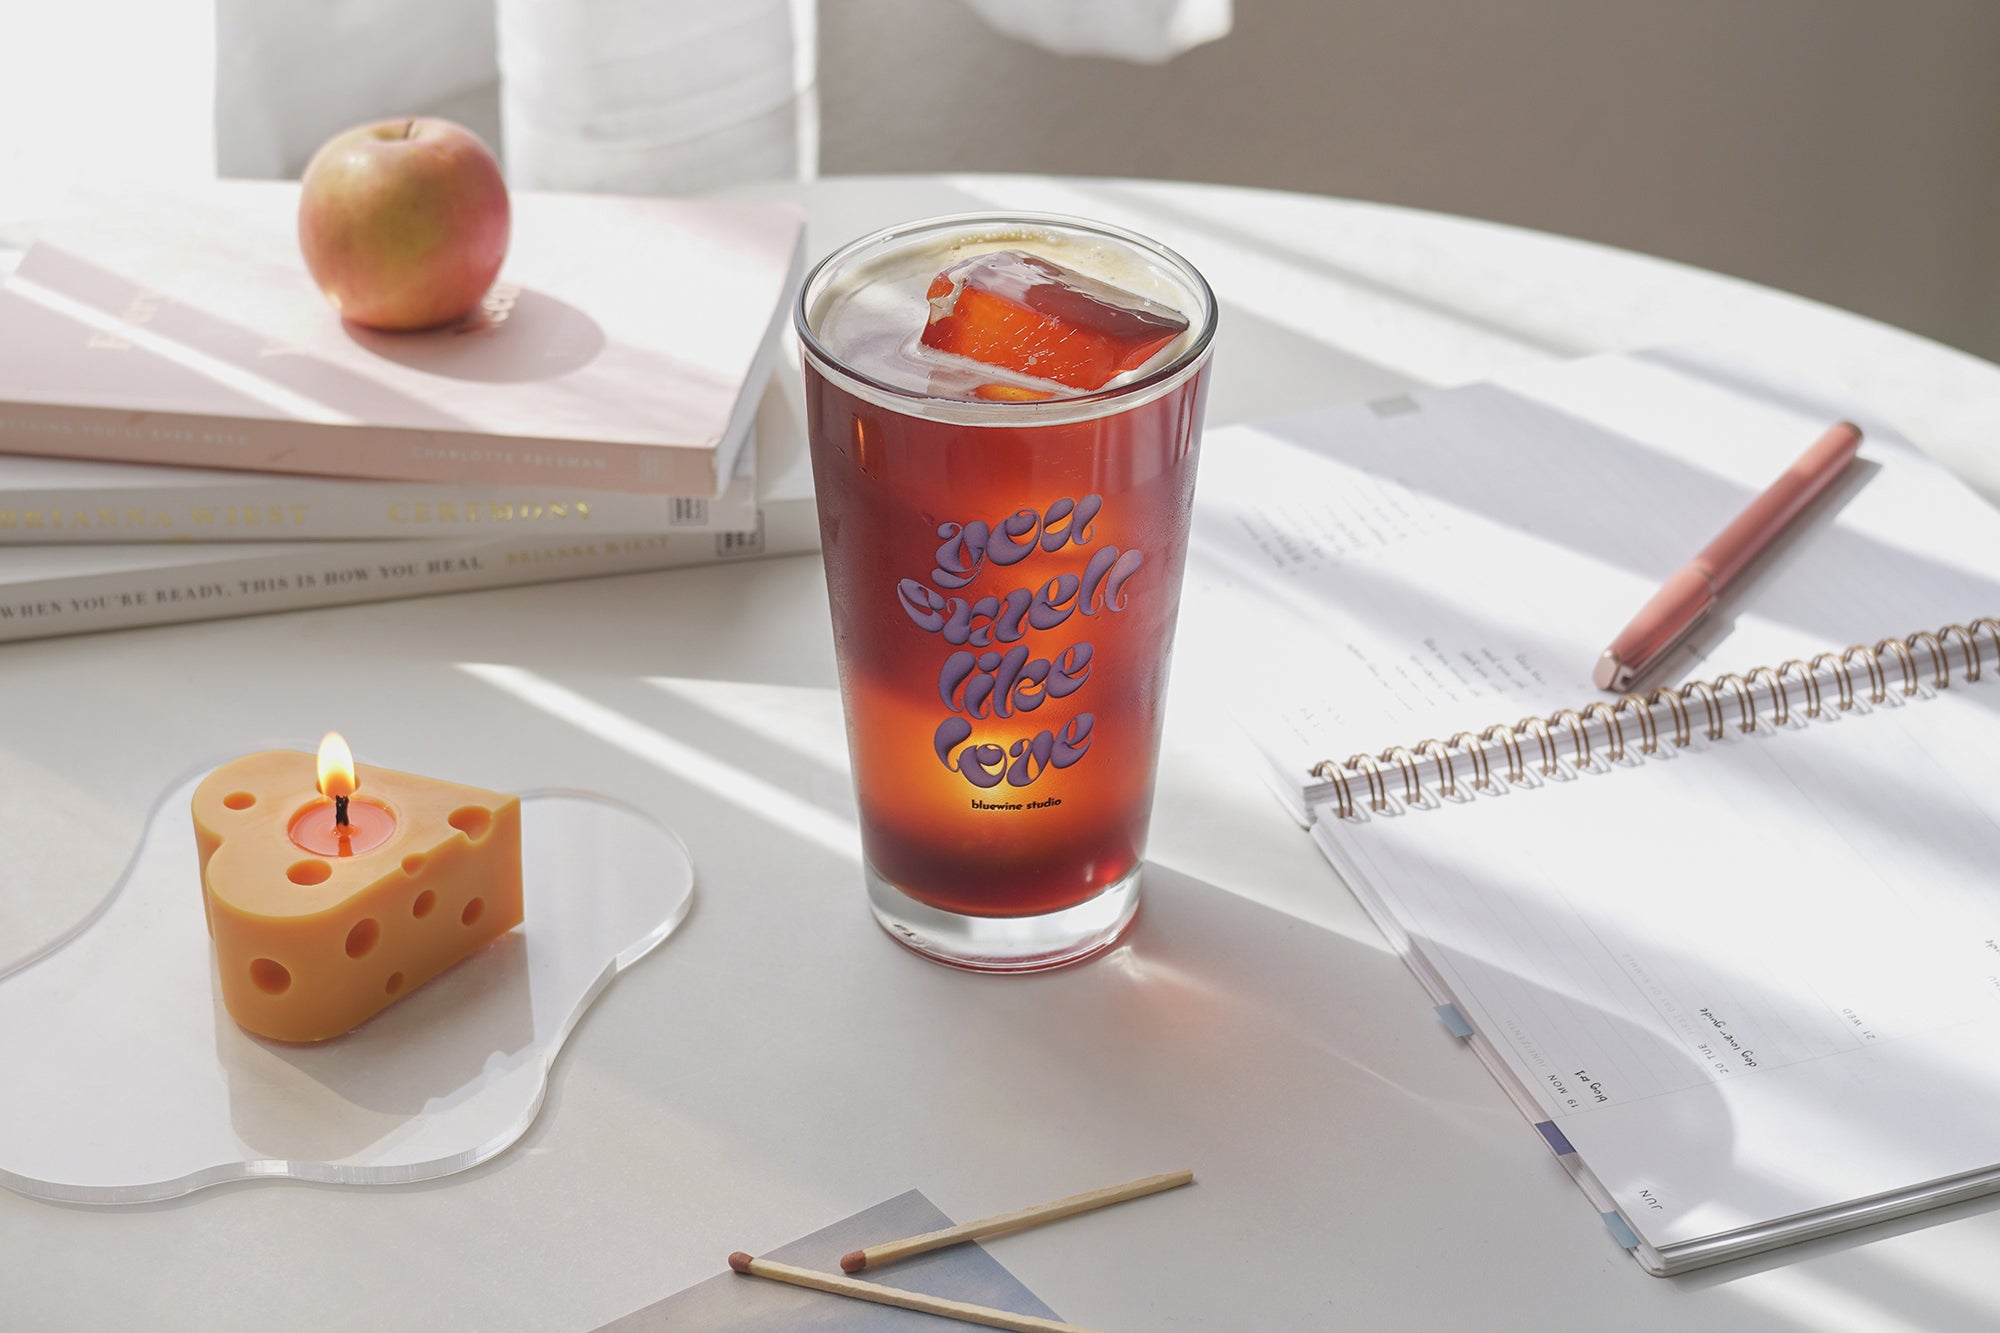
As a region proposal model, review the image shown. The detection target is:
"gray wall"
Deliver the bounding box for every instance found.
[820,1,2000,363]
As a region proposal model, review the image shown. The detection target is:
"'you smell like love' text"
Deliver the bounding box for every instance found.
[895,495,1142,789]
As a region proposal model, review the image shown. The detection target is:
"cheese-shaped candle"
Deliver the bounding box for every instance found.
[191,749,523,1043]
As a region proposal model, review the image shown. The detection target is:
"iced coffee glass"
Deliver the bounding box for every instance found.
[797,214,1216,971]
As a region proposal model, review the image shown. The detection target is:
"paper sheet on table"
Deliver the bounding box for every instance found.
[599,1189,1064,1330]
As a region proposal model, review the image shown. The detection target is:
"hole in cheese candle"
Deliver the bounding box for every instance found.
[191,738,523,1043]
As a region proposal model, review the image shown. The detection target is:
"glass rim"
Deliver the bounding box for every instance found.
[794,210,1218,426]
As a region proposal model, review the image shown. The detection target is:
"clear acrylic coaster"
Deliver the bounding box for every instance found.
[0,761,693,1204]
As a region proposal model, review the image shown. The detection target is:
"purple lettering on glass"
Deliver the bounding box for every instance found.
[1048,642,1092,697]
[1010,656,1052,712]
[961,649,1003,718]
[988,643,1030,717]
[1072,495,1101,545]
[993,586,1033,641]
[959,741,1008,787]
[986,509,1041,567]
[932,716,1006,788]
[942,597,980,647]
[899,578,947,632]
[1076,545,1144,616]
[1026,573,1080,631]
[934,715,973,763]
[1037,497,1078,552]
[1039,494,1100,551]
[939,650,978,711]
[1102,549,1144,612]
[1077,546,1117,615]
[941,644,1085,719]
[903,495,1133,788]
[928,496,1100,593]
[931,521,989,590]
[1052,714,1094,767]
[1006,730,1057,785]
[944,587,1036,647]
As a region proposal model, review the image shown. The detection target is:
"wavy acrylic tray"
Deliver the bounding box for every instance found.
[0,762,693,1204]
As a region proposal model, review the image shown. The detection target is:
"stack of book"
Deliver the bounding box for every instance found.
[0,181,816,642]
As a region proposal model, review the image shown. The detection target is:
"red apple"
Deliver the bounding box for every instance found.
[297,118,510,332]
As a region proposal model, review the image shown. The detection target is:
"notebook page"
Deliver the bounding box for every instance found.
[1314,681,2000,1252]
[1183,349,2000,800]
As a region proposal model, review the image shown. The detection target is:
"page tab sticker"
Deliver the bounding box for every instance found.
[1535,1120,1576,1157]
[1435,1003,1474,1038]
[1602,1211,1641,1250]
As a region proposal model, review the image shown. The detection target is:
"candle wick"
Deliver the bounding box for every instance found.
[334,794,350,827]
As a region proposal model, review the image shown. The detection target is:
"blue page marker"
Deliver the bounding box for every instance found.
[1435,1003,1473,1038]
[1602,1211,1641,1249]
[1535,1121,1576,1156]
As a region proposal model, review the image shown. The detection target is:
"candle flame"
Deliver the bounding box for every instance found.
[317,731,358,799]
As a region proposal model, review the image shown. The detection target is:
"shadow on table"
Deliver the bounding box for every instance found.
[215,932,534,1162]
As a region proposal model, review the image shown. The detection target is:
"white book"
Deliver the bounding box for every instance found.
[1180,348,2000,1273]
[0,426,759,542]
[0,373,819,644]
[0,181,803,495]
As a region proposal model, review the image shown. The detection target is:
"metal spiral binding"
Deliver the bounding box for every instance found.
[1309,616,2000,819]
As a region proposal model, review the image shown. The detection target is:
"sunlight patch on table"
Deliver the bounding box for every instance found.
[8,274,360,425]
[1729,1267,1948,1333]
[644,676,850,775]
[458,663,859,861]
[940,174,1549,384]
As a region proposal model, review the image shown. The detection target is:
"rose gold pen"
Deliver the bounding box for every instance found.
[1593,420,1864,692]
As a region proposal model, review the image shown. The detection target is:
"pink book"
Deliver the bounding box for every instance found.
[0,181,803,495]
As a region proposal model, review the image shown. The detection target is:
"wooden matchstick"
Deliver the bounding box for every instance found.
[726,1252,1097,1332]
[839,1169,1195,1274]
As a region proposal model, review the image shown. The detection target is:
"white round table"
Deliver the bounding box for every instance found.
[2,175,1998,1331]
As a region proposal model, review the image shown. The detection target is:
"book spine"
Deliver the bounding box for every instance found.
[0,499,818,644]
[0,476,758,543]
[0,399,722,495]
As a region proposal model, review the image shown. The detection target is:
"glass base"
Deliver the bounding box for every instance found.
[866,861,1141,973]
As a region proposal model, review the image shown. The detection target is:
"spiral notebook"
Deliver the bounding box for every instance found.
[1184,348,2000,1275]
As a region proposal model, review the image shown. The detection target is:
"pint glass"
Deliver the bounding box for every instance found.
[796,214,1216,970]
